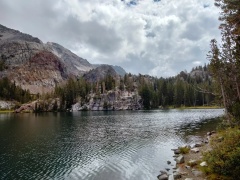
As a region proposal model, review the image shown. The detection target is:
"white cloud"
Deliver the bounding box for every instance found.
[0,0,221,77]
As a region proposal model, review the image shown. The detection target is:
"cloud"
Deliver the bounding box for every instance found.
[0,0,221,77]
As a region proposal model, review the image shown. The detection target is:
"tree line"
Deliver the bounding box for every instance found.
[208,0,240,124]
[137,66,215,109]
[48,64,216,110]
[0,77,32,103]
[0,63,216,110]
[202,1,240,179]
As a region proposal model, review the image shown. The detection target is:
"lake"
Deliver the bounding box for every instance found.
[0,109,224,180]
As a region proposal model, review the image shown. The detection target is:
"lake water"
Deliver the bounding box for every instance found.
[0,109,224,180]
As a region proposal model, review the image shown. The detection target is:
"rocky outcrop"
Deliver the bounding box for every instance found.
[112,65,127,76]
[15,98,61,113]
[94,64,127,76]
[0,24,42,43]
[160,132,215,180]
[0,25,69,94]
[72,90,142,111]
[176,155,185,164]
[5,51,68,94]
[83,65,119,83]
[46,42,93,76]
[0,100,15,110]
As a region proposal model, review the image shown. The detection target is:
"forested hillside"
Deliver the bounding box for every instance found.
[0,77,32,103]
[46,64,216,110]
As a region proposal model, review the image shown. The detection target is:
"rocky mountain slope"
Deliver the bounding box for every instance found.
[46,42,93,75]
[0,25,55,93]
[0,24,42,43]
[83,64,119,83]
[93,64,126,76]
[0,24,126,94]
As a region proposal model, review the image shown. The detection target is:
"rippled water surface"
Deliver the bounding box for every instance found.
[0,109,224,180]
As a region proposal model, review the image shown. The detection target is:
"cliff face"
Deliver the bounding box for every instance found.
[0,24,93,93]
[83,65,119,83]
[0,39,68,93]
[72,90,143,111]
[46,42,93,76]
[7,51,68,94]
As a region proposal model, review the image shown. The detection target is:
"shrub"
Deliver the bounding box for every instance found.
[203,127,240,180]
[179,146,190,154]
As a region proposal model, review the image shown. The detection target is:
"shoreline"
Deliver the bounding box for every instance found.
[0,106,223,113]
[158,131,217,180]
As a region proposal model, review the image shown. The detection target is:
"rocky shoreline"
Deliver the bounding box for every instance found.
[11,90,143,113]
[157,131,217,180]
[0,100,16,110]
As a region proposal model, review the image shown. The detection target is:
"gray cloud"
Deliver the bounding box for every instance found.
[0,0,221,77]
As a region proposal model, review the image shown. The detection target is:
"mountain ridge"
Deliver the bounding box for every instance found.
[0,24,126,93]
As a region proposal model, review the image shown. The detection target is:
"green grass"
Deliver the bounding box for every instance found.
[174,106,222,110]
[202,126,240,180]
[0,110,14,113]
[164,105,222,110]
[179,146,190,154]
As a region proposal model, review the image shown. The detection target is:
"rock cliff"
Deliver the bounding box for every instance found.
[46,42,93,76]
[72,90,142,111]
[83,65,119,83]
[0,24,93,93]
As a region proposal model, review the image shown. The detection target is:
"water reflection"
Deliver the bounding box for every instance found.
[0,109,224,180]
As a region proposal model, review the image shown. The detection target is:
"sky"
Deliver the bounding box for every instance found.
[0,0,221,77]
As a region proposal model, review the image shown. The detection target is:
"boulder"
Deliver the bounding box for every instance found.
[194,142,202,147]
[168,174,174,180]
[173,149,180,155]
[160,170,168,175]
[72,102,81,111]
[173,172,182,179]
[175,155,184,164]
[187,159,198,166]
[158,174,168,180]
[191,148,200,153]
[200,161,208,167]
[167,161,171,165]
[192,169,203,177]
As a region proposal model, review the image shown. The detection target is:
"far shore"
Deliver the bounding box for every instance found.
[176,106,223,109]
[0,110,14,113]
[0,105,223,113]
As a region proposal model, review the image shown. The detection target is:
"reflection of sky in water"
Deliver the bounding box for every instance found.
[0,109,224,180]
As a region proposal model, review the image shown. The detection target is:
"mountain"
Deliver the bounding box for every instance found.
[46,42,93,76]
[83,65,119,83]
[0,25,59,94]
[0,24,93,93]
[0,24,127,94]
[110,65,126,76]
[93,64,126,76]
[0,24,42,43]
